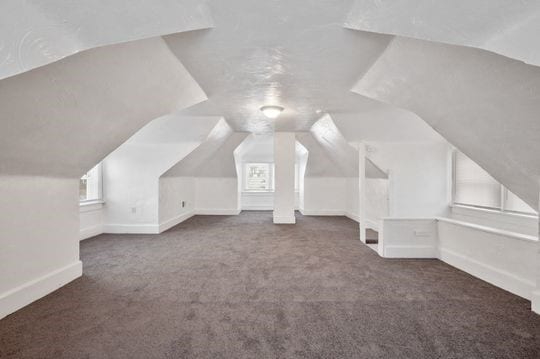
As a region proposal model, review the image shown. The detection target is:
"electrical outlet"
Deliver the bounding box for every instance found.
[131,207,137,214]
[182,201,185,208]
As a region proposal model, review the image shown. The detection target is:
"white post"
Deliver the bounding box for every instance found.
[359,143,367,243]
[273,132,296,224]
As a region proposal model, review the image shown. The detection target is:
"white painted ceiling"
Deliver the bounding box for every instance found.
[164,0,393,133]
[0,0,212,80]
[1,0,538,207]
[0,38,206,177]
[345,0,540,66]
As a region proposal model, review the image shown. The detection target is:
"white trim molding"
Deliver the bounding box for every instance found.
[532,290,540,314]
[103,223,160,234]
[195,209,241,216]
[439,247,535,300]
[159,211,195,233]
[0,261,82,319]
[80,224,104,241]
[299,209,346,216]
[273,215,296,224]
[377,216,539,313]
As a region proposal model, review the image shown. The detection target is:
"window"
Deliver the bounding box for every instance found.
[244,163,274,192]
[453,151,536,215]
[80,163,103,203]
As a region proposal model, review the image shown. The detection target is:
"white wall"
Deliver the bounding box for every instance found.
[158,176,196,232]
[346,177,360,221]
[379,218,439,258]
[242,192,274,211]
[195,177,240,214]
[302,177,348,216]
[0,176,82,319]
[80,203,104,240]
[365,178,389,229]
[450,205,538,237]
[438,219,537,301]
[103,142,199,233]
[158,176,240,232]
[377,216,538,306]
[367,142,450,218]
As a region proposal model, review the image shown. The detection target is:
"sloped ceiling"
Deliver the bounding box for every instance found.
[0,37,207,177]
[0,0,213,79]
[234,134,308,164]
[352,36,540,208]
[104,115,221,179]
[345,0,540,66]
[163,119,249,178]
[331,110,443,144]
[1,0,537,208]
[163,0,393,133]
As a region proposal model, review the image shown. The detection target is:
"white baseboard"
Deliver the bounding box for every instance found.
[103,223,159,234]
[300,209,346,216]
[346,212,360,223]
[104,210,241,235]
[532,290,540,314]
[439,247,535,300]
[0,261,82,320]
[195,209,241,215]
[273,215,296,224]
[299,210,362,224]
[79,224,103,241]
[383,245,438,259]
[242,206,273,211]
[159,211,195,233]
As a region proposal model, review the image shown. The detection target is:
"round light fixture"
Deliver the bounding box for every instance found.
[260,105,284,119]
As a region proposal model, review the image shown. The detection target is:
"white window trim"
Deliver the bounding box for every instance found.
[243,162,275,192]
[451,150,537,216]
[80,163,104,204]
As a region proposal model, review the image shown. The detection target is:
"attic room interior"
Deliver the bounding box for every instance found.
[0,1,539,358]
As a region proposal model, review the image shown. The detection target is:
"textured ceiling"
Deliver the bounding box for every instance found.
[164,0,393,133]
[0,0,213,80]
[345,0,540,67]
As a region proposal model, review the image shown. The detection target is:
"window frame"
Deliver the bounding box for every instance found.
[451,150,537,216]
[80,163,104,204]
[243,162,275,192]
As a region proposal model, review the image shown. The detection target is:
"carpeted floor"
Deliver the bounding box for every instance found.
[1,212,539,358]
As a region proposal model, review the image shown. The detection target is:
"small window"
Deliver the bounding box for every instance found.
[453,151,536,215]
[244,163,274,192]
[80,163,103,203]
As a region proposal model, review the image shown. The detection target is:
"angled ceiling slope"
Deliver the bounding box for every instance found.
[0,0,213,80]
[353,36,540,207]
[305,114,388,179]
[163,0,392,133]
[0,37,207,177]
[164,119,249,178]
[345,0,540,66]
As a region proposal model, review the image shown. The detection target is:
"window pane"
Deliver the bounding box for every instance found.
[245,163,271,191]
[505,190,537,214]
[80,164,101,201]
[454,151,501,209]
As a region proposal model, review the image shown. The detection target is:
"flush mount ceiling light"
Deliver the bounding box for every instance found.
[260,105,284,119]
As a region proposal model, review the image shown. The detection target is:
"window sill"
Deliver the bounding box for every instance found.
[437,216,538,243]
[451,204,538,220]
[79,200,105,212]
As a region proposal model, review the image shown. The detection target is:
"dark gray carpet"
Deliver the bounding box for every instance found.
[1,212,539,358]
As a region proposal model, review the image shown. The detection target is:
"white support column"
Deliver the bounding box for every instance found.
[532,191,540,314]
[273,132,296,224]
[358,143,367,243]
